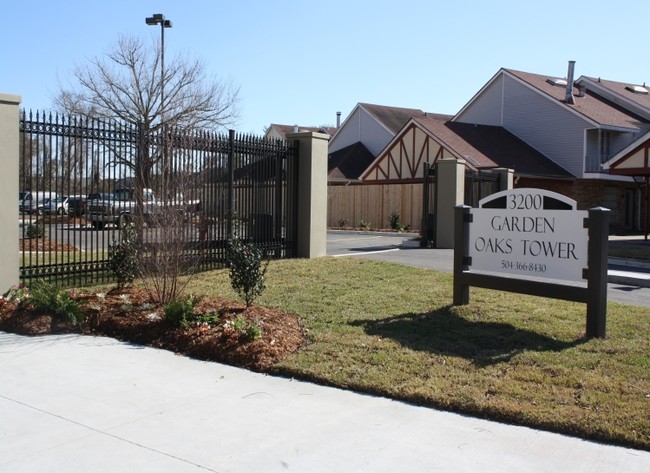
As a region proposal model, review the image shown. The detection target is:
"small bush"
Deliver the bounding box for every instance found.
[359,219,371,230]
[3,284,29,307]
[163,294,198,329]
[25,223,45,239]
[194,309,221,327]
[226,238,269,307]
[226,315,263,340]
[337,217,349,227]
[108,224,141,288]
[29,281,85,325]
[389,210,408,232]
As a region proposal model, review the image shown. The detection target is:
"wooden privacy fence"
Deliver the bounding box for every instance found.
[328,182,424,230]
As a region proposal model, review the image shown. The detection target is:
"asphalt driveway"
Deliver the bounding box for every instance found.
[326,230,650,308]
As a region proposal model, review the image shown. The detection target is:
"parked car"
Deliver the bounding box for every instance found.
[85,188,157,229]
[87,192,113,201]
[85,188,199,230]
[19,191,58,215]
[39,196,69,215]
[66,195,87,217]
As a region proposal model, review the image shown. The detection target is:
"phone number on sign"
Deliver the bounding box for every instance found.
[501,260,547,273]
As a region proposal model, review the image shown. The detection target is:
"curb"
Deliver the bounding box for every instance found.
[608,269,650,288]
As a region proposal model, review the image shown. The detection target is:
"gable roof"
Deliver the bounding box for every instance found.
[454,68,649,132]
[413,114,573,178]
[604,130,650,176]
[358,103,427,134]
[504,69,649,130]
[578,76,650,119]
[328,141,375,180]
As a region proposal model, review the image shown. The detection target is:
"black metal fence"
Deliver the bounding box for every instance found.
[18,110,299,287]
[464,170,501,207]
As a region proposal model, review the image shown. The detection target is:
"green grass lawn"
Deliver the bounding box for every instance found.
[188,257,650,450]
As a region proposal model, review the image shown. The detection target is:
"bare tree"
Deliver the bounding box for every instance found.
[55,35,240,186]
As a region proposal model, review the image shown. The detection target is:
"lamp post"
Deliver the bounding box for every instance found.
[145,13,172,123]
[145,13,172,200]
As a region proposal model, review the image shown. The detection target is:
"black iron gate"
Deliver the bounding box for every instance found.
[420,162,501,248]
[420,161,437,248]
[464,169,501,208]
[18,111,298,287]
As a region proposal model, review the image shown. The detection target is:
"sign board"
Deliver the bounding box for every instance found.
[467,189,588,282]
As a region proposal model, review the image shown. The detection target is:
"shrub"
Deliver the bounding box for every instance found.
[389,210,408,232]
[226,238,269,307]
[163,294,198,329]
[337,217,349,227]
[29,281,85,325]
[108,224,141,288]
[3,284,29,306]
[25,223,45,239]
[226,315,263,340]
[359,219,371,230]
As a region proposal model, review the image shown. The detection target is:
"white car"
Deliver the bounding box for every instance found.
[39,196,69,215]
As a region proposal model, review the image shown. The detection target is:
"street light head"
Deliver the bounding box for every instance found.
[145,13,166,25]
[163,20,172,28]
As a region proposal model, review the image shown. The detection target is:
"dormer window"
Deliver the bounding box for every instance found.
[625,84,648,95]
[546,78,568,87]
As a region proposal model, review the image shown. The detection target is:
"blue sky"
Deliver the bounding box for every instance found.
[2,1,649,134]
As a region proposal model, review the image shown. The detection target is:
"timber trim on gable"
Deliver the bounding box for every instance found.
[361,122,459,182]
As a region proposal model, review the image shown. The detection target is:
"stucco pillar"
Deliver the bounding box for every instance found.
[435,158,466,249]
[286,131,329,258]
[0,94,21,294]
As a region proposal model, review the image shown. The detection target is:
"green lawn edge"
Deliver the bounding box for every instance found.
[188,257,650,451]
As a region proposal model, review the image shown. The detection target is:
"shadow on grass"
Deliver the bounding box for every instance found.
[351,307,585,366]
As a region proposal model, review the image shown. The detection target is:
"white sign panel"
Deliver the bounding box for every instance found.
[467,189,588,282]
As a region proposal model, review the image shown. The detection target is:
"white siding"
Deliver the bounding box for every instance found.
[357,107,394,156]
[501,76,591,178]
[328,106,394,157]
[265,127,284,141]
[455,75,504,126]
[329,108,362,154]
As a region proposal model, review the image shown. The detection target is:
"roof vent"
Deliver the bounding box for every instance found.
[625,85,649,95]
[546,78,568,87]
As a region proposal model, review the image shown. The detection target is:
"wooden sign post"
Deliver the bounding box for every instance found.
[453,188,609,338]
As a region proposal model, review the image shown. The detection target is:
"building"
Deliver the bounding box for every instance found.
[328,62,650,232]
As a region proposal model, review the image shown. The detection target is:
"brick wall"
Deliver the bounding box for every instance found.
[517,177,642,232]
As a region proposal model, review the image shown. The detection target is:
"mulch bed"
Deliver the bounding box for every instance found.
[20,238,79,252]
[0,287,305,371]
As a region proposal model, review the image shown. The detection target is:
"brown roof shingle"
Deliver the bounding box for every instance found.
[505,69,649,130]
[582,76,650,113]
[414,114,573,178]
[359,103,427,134]
[328,142,375,180]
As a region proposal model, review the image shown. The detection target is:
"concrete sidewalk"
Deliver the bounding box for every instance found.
[1,332,647,472]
